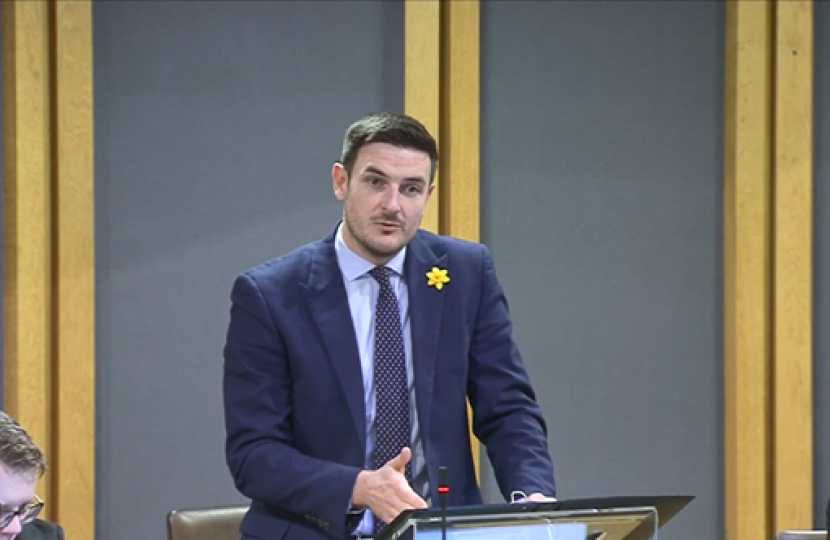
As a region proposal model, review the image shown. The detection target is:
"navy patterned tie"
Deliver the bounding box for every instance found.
[369,266,411,534]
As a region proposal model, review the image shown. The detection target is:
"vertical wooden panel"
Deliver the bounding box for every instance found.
[404,0,440,233]
[439,0,480,476]
[52,1,96,538]
[439,0,479,243]
[772,0,813,531]
[1,0,54,513]
[723,2,774,540]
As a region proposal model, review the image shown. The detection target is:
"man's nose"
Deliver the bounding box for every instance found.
[382,188,401,212]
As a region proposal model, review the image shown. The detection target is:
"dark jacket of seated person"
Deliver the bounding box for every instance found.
[17,520,64,540]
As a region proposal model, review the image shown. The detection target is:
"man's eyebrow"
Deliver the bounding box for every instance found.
[363,166,389,178]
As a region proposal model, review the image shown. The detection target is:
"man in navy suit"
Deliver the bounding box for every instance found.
[223,111,555,540]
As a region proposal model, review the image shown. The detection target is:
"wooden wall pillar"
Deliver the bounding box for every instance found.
[2,2,95,538]
[723,1,814,538]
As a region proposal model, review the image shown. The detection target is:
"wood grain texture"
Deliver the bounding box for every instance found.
[52,2,96,538]
[439,0,479,244]
[404,0,440,233]
[2,0,54,514]
[723,2,774,540]
[439,0,480,478]
[772,0,813,531]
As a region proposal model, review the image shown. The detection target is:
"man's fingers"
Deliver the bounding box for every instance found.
[514,493,557,504]
[377,491,428,523]
[386,447,412,472]
[399,489,428,510]
[370,451,426,523]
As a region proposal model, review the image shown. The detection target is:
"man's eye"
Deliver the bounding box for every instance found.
[404,185,422,195]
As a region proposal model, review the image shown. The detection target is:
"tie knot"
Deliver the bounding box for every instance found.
[369,266,391,286]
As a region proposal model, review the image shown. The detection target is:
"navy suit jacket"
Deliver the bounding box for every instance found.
[223,227,555,540]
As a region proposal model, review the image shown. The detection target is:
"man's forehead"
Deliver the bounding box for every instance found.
[0,466,37,507]
[355,142,430,165]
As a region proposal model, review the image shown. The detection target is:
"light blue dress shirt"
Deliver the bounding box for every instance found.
[334,224,429,536]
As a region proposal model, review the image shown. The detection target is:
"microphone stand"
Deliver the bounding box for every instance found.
[438,467,449,540]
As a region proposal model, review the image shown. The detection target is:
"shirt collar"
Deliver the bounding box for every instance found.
[335,222,406,282]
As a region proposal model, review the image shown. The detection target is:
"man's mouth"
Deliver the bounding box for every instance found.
[374,221,402,232]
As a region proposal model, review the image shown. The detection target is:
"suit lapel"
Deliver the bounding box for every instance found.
[405,232,446,440]
[303,234,366,444]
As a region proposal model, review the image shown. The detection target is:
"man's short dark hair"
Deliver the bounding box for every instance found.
[0,411,47,476]
[340,111,439,182]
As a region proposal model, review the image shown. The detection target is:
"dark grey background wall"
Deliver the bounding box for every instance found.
[477,2,724,540]
[92,2,403,539]
[814,0,829,529]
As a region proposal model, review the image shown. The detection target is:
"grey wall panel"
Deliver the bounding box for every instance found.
[815,0,830,529]
[479,2,723,540]
[93,2,403,539]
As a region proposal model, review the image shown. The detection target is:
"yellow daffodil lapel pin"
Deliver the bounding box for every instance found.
[426,266,450,290]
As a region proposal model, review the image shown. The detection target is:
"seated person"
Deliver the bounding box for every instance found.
[0,410,63,540]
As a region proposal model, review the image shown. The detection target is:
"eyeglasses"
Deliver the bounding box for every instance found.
[0,495,44,528]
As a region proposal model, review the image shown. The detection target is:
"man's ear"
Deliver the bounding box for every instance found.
[332,162,348,201]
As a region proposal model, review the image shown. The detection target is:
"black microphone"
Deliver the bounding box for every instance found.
[438,467,448,540]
